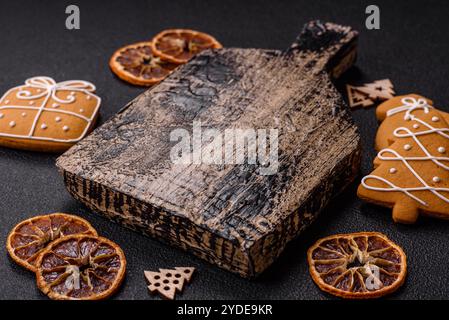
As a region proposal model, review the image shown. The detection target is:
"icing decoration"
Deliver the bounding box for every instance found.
[438,147,446,153]
[0,113,4,119]
[41,124,47,130]
[413,124,419,129]
[362,97,449,206]
[432,116,440,122]
[389,168,397,174]
[21,112,26,117]
[55,116,61,122]
[385,97,432,117]
[9,121,16,128]
[5,100,9,104]
[403,144,412,151]
[29,101,34,105]
[86,95,91,100]
[0,76,100,143]
[80,108,84,113]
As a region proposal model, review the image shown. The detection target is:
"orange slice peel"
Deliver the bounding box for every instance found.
[6,213,97,272]
[307,232,407,299]
[35,234,126,300]
[109,41,179,86]
[151,29,222,64]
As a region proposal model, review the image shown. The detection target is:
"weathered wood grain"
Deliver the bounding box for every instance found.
[57,21,361,278]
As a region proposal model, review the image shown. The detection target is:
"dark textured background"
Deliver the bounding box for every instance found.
[1,0,448,300]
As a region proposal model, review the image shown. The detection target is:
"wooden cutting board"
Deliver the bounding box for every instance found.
[57,21,361,278]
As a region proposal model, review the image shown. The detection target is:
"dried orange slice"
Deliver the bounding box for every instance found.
[307,232,407,299]
[151,29,222,64]
[35,234,126,300]
[109,41,179,86]
[6,213,97,272]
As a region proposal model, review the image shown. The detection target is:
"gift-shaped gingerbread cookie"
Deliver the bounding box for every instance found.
[358,94,449,223]
[0,76,100,152]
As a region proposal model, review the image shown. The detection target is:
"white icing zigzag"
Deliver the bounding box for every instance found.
[361,97,449,206]
[0,76,101,143]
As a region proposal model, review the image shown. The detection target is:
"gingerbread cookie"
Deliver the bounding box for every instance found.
[0,76,101,152]
[358,94,449,223]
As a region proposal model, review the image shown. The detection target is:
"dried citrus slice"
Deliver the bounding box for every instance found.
[35,234,126,300]
[109,41,179,86]
[6,213,97,272]
[151,29,222,64]
[307,232,406,299]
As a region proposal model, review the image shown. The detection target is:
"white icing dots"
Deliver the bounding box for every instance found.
[404,115,412,121]
[52,103,59,108]
[70,91,75,95]
[55,116,61,122]
[86,95,91,100]
[79,108,84,113]
[29,101,34,105]
[438,147,446,154]
[21,112,27,117]
[0,113,3,119]
[403,144,412,151]
[4,100,9,104]
[413,124,419,129]
[63,125,70,132]
[9,121,16,128]
[433,176,441,183]
[41,123,47,130]
[389,168,397,174]
[432,116,440,122]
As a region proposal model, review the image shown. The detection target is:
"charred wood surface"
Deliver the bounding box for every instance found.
[57,21,361,278]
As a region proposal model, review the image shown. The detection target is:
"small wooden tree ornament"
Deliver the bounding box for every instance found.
[346,79,395,108]
[346,85,374,108]
[354,79,395,101]
[144,267,195,300]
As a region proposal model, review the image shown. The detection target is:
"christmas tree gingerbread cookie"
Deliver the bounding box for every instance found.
[0,76,101,152]
[358,94,449,223]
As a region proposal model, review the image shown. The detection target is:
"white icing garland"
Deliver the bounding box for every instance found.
[0,76,100,143]
[362,97,449,206]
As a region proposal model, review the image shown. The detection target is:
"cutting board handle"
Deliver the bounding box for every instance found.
[287,20,358,79]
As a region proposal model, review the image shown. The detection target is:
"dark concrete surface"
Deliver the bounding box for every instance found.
[0,0,448,299]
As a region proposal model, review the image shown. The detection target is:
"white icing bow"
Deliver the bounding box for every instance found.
[16,76,96,104]
[386,97,433,119]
